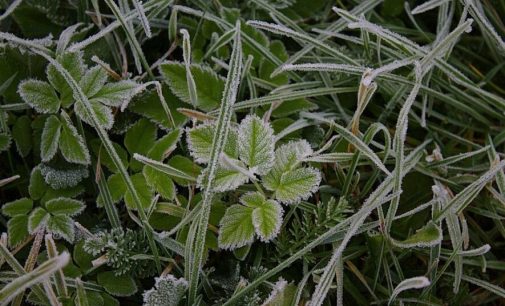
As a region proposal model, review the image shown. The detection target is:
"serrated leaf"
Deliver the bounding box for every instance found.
[147,129,182,160]
[59,111,90,165]
[160,61,225,111]
[251,200,283,242]
[218,204,255,250]
[39,163,89,189]
[238,114,275,175]
[47,215,75,242]
[80,65,108,97]
[391,221,442,248]
[0,132,11,152]
[18,80,60,113]
[97,272,138,297]
[266,167,321,204]
[28,207,49,233]
[124,173,153,210]
[45,197,85,216]
[7,215,29,247]
[47,51,85,107]
[97,173,126,206]
[74,100,114,130]
[142,275,188,306]
[11,115,33,157]
[90,80,139,107]
[143,166,176,200]
[124,118,157,156]
[91,139,129,173]
[197,161,249,192]
[29,166,46,200]
[41,115,61,162]
[2,198,33,217]
[187,123,239,163]
[262,279,297,306]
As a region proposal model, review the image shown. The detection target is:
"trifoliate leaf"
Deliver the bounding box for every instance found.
[28,207,49,233]
[74,100,114,130]
[11,115,33,157]
[391,221,443,248]
[187,123,238,163]
[41,115,61,162]
[47,214,75,242]
[7,215,29,247]
[90,80,139,107]
[59,111,91,165]
[124,173,153,210]
[0,132,11,152]
[142,275,188,306]
[218,204,255,250]
[97,272,138,297]
[238,115,275,175]
[45,197,85,216]
[80,65,108,97]
[266,167,321,204]
[46,51,85,107]
[160,61,225,111]
[18,80,60,113]
[2,198,33,217]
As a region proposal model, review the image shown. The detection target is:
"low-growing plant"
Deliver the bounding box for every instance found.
[0,0,504,305]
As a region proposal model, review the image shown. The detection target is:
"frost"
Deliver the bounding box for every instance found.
[40,115,61,162]
[281,63,364,74]
[18,79,61,114]
[411,0,450,15]
[142,274,188,306]
[389,277,430,305]
[39,163,89,189]
[80,65,108,97]
[186,123,239,164]
[59,111,91,165]
[133,0,152,38]
[261,278,287,306]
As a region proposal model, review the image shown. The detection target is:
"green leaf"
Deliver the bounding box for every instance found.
[47,52,85,107]
[45,197,85,216]
[28,207,49,233]
[147,129,182,160]
[97,272,137,297]
[29,166,46,200]
[187,123,239,163]
[238,114,275,175]
[124,118,157,156]
[40,115,62,162]
[91,139,129,173]
[167,155,202,185]
[59,111,90,165]
[198,161,250,192]
[74,100,114,130]
[265,167,321,205]
[218,204,255,250]
[124,173,153,210]
[259,40,289,86]
[160,61,225,111]
[11,115,33,157]
[90,80,139,107]
[129,86,187,129]
[262,279,297,306]
[142,275,188,306]
[2,198,33,217]
[248,196,283,242]
[391,221,443,248]
[18,80,60,113]
[97,173,126,206]
[143,166,176,200]
[47,215,75,242]
[80,65,108,97]
[7,215,29,247]
[0,132,11,152]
